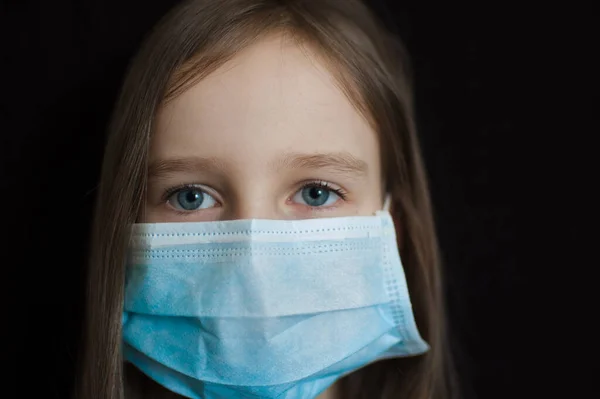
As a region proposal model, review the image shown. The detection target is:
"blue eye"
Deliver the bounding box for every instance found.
[167,186,217,211]
[292,183,344,207]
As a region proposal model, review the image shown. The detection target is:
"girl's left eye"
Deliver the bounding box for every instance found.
[291,182,346,207]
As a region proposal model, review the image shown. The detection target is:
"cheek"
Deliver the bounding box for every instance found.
[351,182,383,216]
[364,157,385,211]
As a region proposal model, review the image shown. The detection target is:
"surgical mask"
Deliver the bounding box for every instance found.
[122,197,428,399]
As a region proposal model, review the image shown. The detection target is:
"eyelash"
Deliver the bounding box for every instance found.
[161,180,348,205]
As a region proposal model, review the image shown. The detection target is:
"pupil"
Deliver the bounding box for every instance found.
[309,187,323,199]
[186,191,200,202]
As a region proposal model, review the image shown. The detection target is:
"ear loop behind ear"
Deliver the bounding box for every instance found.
[382,193,392,212]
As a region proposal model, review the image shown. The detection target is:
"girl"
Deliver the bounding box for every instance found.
[77,0,457,398]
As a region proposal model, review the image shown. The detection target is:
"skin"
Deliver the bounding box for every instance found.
[144,33,384,398]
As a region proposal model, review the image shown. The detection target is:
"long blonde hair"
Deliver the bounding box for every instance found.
[76,1,457,398]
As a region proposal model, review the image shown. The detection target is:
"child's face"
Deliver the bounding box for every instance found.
[144,34,383,223]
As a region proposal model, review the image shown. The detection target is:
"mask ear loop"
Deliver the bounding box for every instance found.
[382,193,392,212]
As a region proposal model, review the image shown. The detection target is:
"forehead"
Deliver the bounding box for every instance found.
[152,33,380,173]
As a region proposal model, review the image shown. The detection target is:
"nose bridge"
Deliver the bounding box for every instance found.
[225,180,281,220]
[232,200,279,220]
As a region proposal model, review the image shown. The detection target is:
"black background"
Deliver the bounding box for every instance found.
[2,1,591,398]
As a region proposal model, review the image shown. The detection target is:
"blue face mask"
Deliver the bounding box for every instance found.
[122,199,429,399]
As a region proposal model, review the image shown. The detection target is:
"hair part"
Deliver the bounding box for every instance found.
[76,1,458,398]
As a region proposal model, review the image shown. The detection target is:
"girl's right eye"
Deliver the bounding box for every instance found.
[166,186,218,211]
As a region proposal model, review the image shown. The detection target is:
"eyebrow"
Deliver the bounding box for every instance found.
[271,152,368,177]
[148,156,227,179]
[148,152,368,179]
